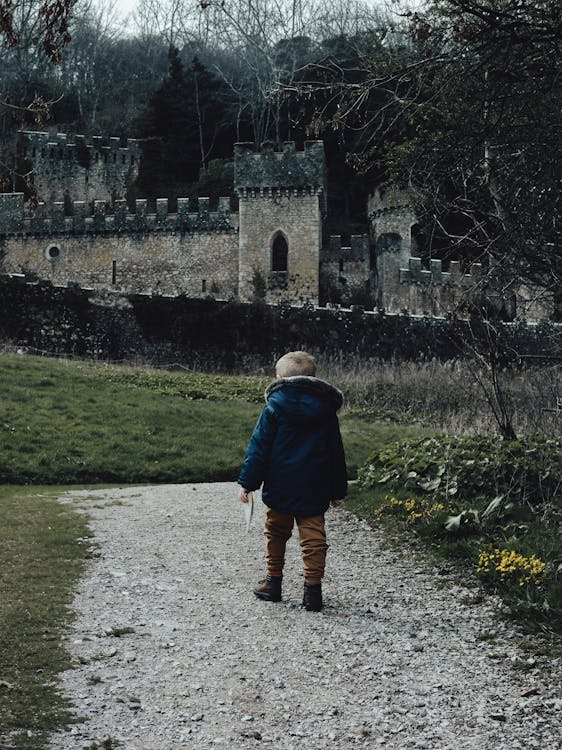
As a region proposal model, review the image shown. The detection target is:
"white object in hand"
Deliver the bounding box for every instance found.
[243,492,254,532]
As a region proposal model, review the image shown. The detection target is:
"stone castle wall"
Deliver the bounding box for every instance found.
[0,135,555,320]
[369,188,416,312]
[368,188,555,321]
[237,190,322,303]
[1,195,239,299]
[321,235,371,288]
[398,257,484,317]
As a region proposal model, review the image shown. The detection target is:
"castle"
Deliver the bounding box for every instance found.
[0,131,554,321]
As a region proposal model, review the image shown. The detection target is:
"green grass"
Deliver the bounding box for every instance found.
[0,354,431,484]
[0,355,264,484]
[0,485,90,749]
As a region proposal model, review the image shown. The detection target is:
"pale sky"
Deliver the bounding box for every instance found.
[97,0,422,31]
[112,0,137,19]
[101,0,420,20]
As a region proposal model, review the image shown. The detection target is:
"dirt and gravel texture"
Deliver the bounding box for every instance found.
[52,483,561,750]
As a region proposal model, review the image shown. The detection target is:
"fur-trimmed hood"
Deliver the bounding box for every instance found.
[264,376,344,424]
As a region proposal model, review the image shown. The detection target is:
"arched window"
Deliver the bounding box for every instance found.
[410,223,422,256]
[271,233,288,273]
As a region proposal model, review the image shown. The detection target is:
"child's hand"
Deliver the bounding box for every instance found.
[331,499,344,508]
[239,487,251,503]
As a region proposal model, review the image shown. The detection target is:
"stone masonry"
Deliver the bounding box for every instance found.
[0,134,556,320]
[368,188,555,321]
[235,141,325,304]
[0,195,238,300]
[20,131,141,210]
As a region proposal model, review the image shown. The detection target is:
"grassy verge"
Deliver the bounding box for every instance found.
[0,355,261,484]
[0,354,431,484]
[0,486,91,749]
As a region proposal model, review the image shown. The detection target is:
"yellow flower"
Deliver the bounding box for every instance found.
[477,547,546,587]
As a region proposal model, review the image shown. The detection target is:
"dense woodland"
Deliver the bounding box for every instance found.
[0,0,560,293]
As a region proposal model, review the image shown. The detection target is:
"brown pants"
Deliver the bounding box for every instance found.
[264,508,328,585]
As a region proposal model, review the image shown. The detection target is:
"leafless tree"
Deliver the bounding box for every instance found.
[195,0,387,143]
[133,0,205,49]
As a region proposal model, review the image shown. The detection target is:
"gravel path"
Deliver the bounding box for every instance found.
[52,483,561,750]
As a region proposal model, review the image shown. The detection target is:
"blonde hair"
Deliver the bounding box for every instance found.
[275,351,316,378]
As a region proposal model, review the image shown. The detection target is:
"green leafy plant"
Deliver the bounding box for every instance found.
[353,431,562,632]
[359,435,562,507]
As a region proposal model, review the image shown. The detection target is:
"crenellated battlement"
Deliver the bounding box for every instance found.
[234,140,325,193]
[235,186,323,199]
[21,131,142,167]
[368,186,414,217]
[399,256,484,287]
[0,193,234,235]
[324,234,370,261]
[19,131,142,210]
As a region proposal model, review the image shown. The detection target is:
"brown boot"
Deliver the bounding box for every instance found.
[254,575,282,602]
[303,583,322,612]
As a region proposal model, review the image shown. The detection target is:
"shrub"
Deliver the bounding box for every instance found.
[355,434,562,630]
[359,435,562,507]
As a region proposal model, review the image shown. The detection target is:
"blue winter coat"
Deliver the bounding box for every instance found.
[238,376,348,516]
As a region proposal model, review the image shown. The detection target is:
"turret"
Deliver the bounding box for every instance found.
[369,188,417,312]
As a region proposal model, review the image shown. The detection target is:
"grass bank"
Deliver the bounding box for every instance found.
[0,486,90,749]
[0,354,431,484]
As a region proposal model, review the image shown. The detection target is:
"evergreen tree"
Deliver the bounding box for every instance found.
[137,47,237,200]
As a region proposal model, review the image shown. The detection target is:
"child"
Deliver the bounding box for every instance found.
[238,351,347,611]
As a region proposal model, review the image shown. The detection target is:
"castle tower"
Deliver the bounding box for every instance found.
[368,188,417,313]
[20,131,142,209]
[234,141,325,304]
